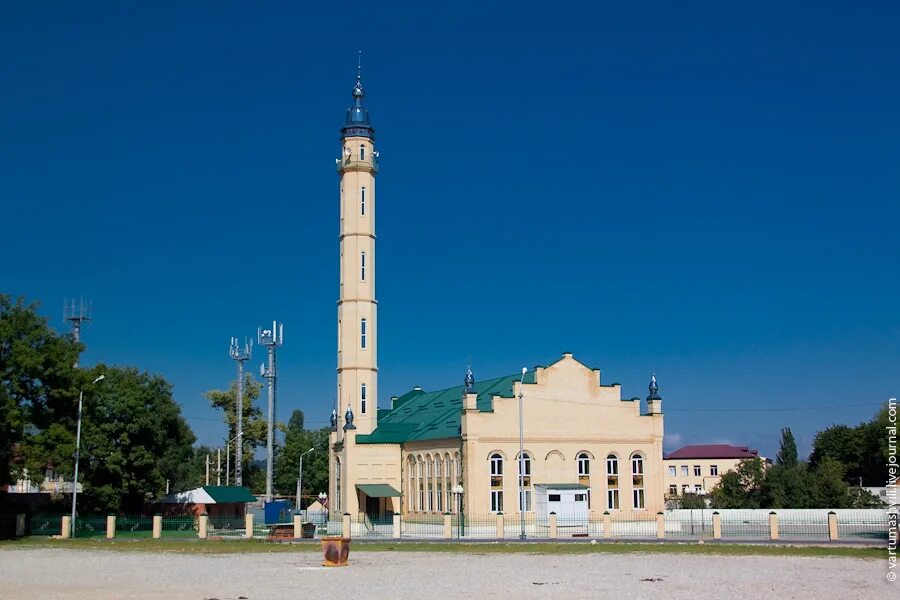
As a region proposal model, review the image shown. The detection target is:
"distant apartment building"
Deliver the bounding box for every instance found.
[663,444,768,497]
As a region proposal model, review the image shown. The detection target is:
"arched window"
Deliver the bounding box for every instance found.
[631,453,645,509]
[425,455,434,511]
[335,457,342,513]
[606,454,619,510]
[360,186,366,216]
[435,457,443,512]
[577,452,591,509]
[444,452,453,513]
[360,251,366,281]
[407,456,415,513]
[360,318,367,349]
[417,456,424,511]
[360,383,367,414]
[518,452,532,512]
[489,453,503,512]
[360,144,366,161]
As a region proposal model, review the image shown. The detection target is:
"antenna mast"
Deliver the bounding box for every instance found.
[229,336,252,487]
[64,298,92,367]
[258,321,283,502]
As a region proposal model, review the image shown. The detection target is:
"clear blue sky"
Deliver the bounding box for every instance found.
[2,2,897,459]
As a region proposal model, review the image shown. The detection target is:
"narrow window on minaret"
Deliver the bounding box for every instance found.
[360,187,366,215]
[361,383,367,414]
[360,144,366,160]
[360,251,366,281]
[360,318,367,349]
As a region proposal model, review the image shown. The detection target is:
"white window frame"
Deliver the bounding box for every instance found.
[360,186,366,216]
[360,383,367,414]
[360,318,367,349]
[360,251,366,281]
[710,465,719,476]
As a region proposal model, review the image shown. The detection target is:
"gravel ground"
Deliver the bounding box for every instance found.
[0,547,889,599]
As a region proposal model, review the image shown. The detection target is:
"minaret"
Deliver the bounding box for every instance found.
[336,59,378,436]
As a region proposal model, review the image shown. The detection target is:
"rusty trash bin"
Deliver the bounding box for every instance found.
[321,536,351,566]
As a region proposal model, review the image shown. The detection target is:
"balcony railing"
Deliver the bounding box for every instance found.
[336,156,379,173]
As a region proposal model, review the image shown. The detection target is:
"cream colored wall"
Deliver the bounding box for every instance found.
[330,430,402,517]
[663,457,757,495]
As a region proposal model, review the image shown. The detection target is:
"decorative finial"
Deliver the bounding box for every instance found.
[343,405,356,430]
[330,408,338,431]
[464,366,475,393]
[648,373,661,400]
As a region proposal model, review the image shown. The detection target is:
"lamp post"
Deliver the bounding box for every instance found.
[71,374,105,538]
[517,366,527,540]
[296,447,314,510]
[318,492,328,525]
[452,484,464,538]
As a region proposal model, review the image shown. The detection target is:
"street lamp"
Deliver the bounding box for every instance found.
[296,447,314,510]
[318,492,328,525]
[71,374,105,538]
[517,366,527,540]
[452,484,464,538]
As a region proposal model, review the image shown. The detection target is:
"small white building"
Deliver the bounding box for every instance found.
[534,484,590,520]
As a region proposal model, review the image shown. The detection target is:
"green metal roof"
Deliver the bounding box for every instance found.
[356,371,536,445]
[203,486,257,503]
[356,484,401,498]
[535,483,590,490]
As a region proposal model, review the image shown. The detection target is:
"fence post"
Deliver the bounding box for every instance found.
[443,513,452,539]
[293,514,303,539]
[603,511,612,539]
[61,516,71,539]
[245,513,254,539]
[712,512,721,540]
[152,514,162,539]
[768,512,778,540]
[16,514,26,538]
[656,512,665,539]
[392,512,401,539]
[496,513,504,539]
[198,513,208,539]
[828,511,838,541]
[549,512,558,539]
[341,513,351,539]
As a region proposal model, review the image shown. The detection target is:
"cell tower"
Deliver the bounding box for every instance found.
[64,298,92,367]
[258,321,283,502]
[229,336,252,487]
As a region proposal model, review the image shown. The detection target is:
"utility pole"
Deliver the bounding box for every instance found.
[229,337,252,486]
[64,299,92,358]
[259,321,283,502]
[216,448,221,486]
[205,454,210,486]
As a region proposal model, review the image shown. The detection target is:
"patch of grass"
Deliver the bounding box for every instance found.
[0,537,885,559]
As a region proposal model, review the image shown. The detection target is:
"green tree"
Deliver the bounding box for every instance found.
[677,493,707,509]
[274,409,330,506]
[204,375,266,482]
[765,463,813,508]
[79,365,196,513]
[776,427,798,468]
[810,457,850,508]
[709,458,766,509]
[0,295,81,487]
[809,405,892,486]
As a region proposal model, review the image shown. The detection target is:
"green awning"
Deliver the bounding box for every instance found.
[356,484,401,498]
[535,483,589,490]
[203,486,257,503]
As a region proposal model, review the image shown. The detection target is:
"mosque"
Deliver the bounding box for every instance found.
[328,67,666,520]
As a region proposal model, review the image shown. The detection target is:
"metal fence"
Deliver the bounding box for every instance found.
[25,513,63,536]
[114,515,153,538]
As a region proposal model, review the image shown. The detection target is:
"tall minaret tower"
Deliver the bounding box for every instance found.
[336,60,378,436]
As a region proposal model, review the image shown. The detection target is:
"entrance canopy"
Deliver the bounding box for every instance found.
[356,484,401,498]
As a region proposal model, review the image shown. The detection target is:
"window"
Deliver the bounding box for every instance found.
[408,457,415,510]
[360,318,367,349]
[606,454,619,510]
[334,458,342,513]
[360,186,366,216]
[669,485,678,496]
[681,465,689,477]
[548,494,561,502]
[694,484,702,493]
[360,383,367,414]
[710,465,718,476]
[577,452,591,509]
[631,454,645,509]
[360,251,366,281]
[693,465,701,477]
[489,453,503,512]
[682,484,689,494]
[575,493,587,502]
[360,144,365,160]
[417,458,425,510]
[518,453,532,512]
[435,458,443,512]
[668,466,676,477]
[426,457,433,511]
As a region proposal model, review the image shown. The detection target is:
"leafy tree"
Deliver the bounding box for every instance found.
[765,463,813,508]
[79,365,195,513]
[776,427,798,468]
[810,457,850,508]
[810,405,892,486]
[0,295,81,487]
[205,375,267,482]
[709,458,766,509]
[677,493,707,509]
[274,409,330,506]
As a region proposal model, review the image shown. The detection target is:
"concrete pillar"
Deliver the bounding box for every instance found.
[549,513,558,539]
[61,516,71,539]
[198,514,208,539]
[656,512,665,539]
[712,512,721,540]
[16,514,26,538]
[293,514,303,539]
[602,512,612,539]
[245,513,254,539]
[341,513,351,539]
[828,511,838,541]
[442,513,452,539]
[152,514,162,539]
[768,512,778,540]
[106,515,116,539]
[392,512,401,539]
[496,513,504,539]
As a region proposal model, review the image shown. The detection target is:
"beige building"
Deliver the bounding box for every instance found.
[663,444,767,497]
[328,68,666,520]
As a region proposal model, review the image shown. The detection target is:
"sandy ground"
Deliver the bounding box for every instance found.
[0,547,891,600]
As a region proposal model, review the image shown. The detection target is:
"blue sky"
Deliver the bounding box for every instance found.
[2,2,897,459]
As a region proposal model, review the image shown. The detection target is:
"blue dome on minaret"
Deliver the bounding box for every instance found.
[341,57,375,140]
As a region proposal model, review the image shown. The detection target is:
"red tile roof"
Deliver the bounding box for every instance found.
[664,444,759,460]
